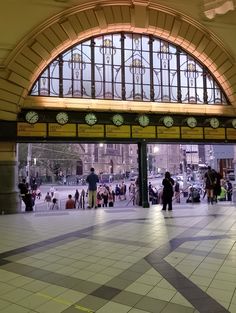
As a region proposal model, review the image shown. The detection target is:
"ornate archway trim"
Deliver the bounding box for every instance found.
[1,0,236,121]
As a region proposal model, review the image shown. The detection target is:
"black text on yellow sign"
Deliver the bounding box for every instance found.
[106,125,131,138]
[132,126,156,138]
[17,123,47,137]
[78,124,104,137]
[48,124,76,137]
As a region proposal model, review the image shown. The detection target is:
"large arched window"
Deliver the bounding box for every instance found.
[30,32,228,105]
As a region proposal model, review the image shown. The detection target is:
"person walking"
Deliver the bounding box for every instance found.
[162,171,174,211]
[86,167,99,209]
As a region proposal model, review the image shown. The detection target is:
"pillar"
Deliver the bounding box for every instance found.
[0,142,20,214]
[137,141,149,208]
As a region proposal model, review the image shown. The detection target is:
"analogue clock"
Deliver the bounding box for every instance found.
[186,117,197,128]
[25,111,39,124]
[138,114,150,127]
[112,114,124,126]
[232,119,236,129]
[85,113,97,126]
[56,112,69,125]
[209,117,220,129]
[163,116,174,128]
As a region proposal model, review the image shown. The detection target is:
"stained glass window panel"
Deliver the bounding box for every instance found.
[29,32,228,105]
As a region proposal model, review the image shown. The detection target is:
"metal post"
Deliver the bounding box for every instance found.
[138,141,149,208]
[26,143,32,184]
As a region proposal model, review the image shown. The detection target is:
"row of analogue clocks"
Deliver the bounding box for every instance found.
[24,111,236,129]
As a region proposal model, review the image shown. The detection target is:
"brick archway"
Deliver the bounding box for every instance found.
[1,0,236,120]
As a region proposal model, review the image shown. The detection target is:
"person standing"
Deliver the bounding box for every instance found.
[74,189,80,208]
[44,192,52,209]
[86,167,99,209]
[226,180,233,201]
[204,166,217,204]
[18,178,33,211]
[162,171,174,211]
[174,181,180,203]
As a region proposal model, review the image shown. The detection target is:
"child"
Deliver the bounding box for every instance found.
[49,198,59,210]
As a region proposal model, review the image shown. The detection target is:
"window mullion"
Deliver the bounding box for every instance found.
[59,55,63,97]
[121,33,126,100]
[91,39,95,99]
[176,48,182,103]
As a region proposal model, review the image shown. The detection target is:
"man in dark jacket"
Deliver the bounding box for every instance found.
[86,167,99,208]
[18,178,33,211]
[162,171,174,211]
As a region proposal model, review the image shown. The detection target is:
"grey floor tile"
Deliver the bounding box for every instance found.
[75,295,107,311]
[134,296,167,313]
[91,285,121,300]
[161,302,195,313]
[112,290,143,306]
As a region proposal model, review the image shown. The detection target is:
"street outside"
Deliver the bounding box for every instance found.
[20,177,206,212]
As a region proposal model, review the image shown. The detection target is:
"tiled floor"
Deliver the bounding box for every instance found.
[0,201,236,312]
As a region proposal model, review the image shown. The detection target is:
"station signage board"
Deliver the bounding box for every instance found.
[78,124,104,137]
[204,128,225,140]
[157,126,180,139]
[48,124,76,137]
[132,126,156,138]
[181,127,203,139]
[17,123,47,137]
[106,125,131,138]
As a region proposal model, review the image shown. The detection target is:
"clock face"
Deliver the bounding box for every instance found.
[209,117,220,129]
[232,119,236,129]
[56,112,69,125]
[186,117,197,128]
[138,114,149,127]
[112,114,124,126]
[85,113,97,125]
[25,111,39,124]
[163,116,174,128]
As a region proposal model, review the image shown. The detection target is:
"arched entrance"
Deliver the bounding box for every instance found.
[1,1,236,213]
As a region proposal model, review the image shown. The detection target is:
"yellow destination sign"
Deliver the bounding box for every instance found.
[132,126,156,138]
[181,127,203,139]
[226,128,236,140]
[204,128,225,140]
[17,123,47,137]
[48,124,76,137]
[106,125,131,138]
[78,124,104,137]
[157,126,180,139]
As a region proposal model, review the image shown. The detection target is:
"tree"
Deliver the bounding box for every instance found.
[18,143,82,183]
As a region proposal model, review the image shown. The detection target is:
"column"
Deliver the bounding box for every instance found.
[137,141,149,208]
[0,142,20,214]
